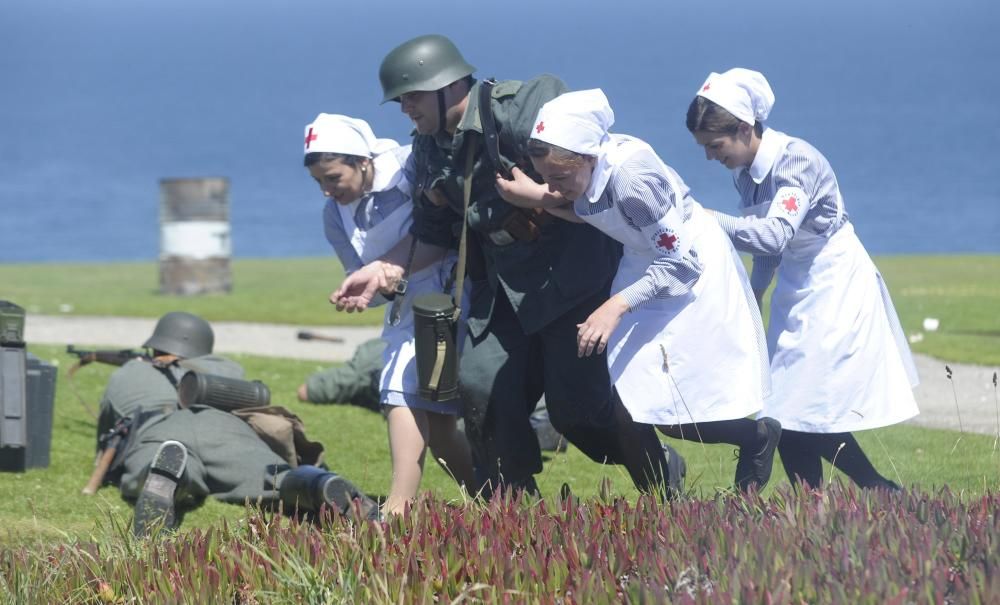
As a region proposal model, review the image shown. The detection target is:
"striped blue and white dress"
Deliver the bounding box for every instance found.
[573,134,770,426]
[322,144,460,415]
[713,127,919,433]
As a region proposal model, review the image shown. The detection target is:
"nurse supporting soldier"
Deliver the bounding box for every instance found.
[687,68,919,490]
[302,113,474,514]
[496,88,782,492]
[332,35,681,499]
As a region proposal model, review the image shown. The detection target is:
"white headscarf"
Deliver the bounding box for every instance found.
[696,68,775,125]
[302,113,398,158]
[529,89,614,156]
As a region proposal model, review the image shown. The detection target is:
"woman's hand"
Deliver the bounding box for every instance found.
[495,167,552,208]
[330,260,403,312]
[576,295,630,357]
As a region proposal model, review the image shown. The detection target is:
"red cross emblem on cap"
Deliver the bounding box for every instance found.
[656,231,678,251]
[535,121,545,134]
[305,127,318,149]
[702,83,711,91]
[782,195,799,213]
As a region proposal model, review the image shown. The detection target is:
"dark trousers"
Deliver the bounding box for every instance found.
[459,285,669,498]
[778,429,896,489]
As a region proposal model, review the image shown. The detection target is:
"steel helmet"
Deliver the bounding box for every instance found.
[379,34,476,103]
[143,311,214,358]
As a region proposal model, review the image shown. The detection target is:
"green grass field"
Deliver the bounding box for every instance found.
[4,343,1000,547]
[2,254,998,364]
[0,255,998,546]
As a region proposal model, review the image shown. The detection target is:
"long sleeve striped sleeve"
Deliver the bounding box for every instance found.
[609,160,704,309]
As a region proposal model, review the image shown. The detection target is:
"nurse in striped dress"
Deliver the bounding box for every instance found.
[687,69,919,490]
[496,89,780,492]
[302,114,474,513]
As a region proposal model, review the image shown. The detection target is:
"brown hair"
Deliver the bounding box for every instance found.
[303,152,367,168]
[686,96,763,136]
[526,139,592,168]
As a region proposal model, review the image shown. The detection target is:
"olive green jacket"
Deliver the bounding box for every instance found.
[408,76,621,336]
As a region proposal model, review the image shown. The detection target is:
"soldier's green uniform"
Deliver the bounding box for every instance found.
[99,357,289,508]
[381,35,677,497]
[302,338,386,411]
[95,312,375,532]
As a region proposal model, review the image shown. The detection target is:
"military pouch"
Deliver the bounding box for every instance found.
[412,293,460,402]
[497,207,556,243]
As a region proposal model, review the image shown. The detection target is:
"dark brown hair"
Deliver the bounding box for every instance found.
[303,152,367,168]
[686,96,763,136]
[526,139,591,168]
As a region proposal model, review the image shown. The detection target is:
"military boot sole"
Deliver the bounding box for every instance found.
[133,440,187,537]
[318,474,379,519]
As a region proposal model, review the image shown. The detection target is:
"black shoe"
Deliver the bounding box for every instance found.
[133,440,187,537]
[735,417,782,492]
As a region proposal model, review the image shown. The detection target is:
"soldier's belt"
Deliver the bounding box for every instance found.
[488,207,553,245]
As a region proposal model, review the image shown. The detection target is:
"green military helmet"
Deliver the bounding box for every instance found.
[379,34,476,103]
[143,311,214,359]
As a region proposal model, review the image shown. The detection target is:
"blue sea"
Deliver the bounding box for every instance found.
[2,0,998,263]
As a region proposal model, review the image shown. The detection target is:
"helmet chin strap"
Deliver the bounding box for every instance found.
[436,89,447,135]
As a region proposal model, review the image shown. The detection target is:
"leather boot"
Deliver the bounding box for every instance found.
[279,465,378,519]
[734,417,782,492]
[132,440,188,537]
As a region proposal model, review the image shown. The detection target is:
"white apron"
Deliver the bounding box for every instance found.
[579,162,767,425]
[756,198,919,432]
[339,185,460,414]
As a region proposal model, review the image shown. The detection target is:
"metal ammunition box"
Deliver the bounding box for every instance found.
[0,351,57,472]
[0,301,25,346]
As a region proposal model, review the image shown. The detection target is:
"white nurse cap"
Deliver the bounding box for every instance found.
[302,113,397,157]
[696,68,775,125]
[529,89,614,156]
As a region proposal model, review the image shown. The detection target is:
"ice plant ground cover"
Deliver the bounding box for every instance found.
[1,482,997,604]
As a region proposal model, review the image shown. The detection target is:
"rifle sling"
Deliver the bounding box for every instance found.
[478,79,510,179]
[452,136,478,322]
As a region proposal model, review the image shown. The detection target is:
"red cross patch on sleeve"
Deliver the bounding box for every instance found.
[655,230,679,251]
[781,195,799,215]
[642,205,689,260]
[765,186,809,228]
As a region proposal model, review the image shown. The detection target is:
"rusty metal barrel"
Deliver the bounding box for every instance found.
[158,177,232,295]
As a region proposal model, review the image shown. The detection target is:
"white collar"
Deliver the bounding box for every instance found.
[370,149,403,193]
[585,140,616,203]
[747,128,789,184]
[584,134,647,203]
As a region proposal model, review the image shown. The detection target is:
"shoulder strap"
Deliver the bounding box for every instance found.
[478,79,511,179]
[451,137,479,322]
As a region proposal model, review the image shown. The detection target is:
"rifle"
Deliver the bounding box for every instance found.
[66,345,149,367]
[65,346,152,420]
[82,416,132,495]
[296,331,345,344]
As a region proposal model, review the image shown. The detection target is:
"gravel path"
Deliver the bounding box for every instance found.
[24,314,1000,437]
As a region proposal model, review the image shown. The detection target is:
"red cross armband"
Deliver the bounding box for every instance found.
[765,186,809,231]
[642,205,691,261]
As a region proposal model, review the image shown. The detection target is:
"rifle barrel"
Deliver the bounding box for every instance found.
[296,331,345,344]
